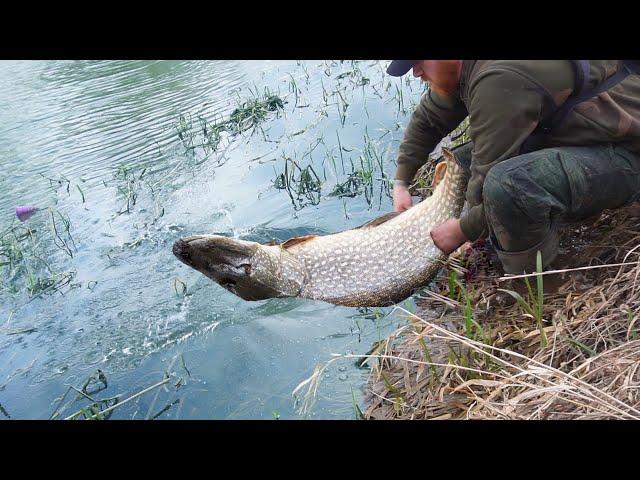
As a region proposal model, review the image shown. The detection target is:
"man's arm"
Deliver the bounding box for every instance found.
[458,67,568,241]
[395,89,468,184]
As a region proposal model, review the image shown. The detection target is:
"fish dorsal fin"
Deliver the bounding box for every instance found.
[280,234,318,249]
[356,211,401,229]
[268,212,401,248]
[432,160,448,189]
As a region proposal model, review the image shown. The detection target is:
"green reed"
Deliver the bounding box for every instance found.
[52,353,191,420]
[442,271,495,370]
[1,209,80,299]
[113,164,147,215]
[272,155,322,211]
[498,251,549,347]
[175,89,285,159]
[329,130,391,208]
[49,208,76,257]
[335,89,349,126]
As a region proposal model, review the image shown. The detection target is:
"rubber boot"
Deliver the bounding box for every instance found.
[493,222,560,274]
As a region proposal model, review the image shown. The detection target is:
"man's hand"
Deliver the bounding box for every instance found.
[393,181,413,212]
[430,218,468,254]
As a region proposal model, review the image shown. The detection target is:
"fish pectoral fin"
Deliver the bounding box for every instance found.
[280,235,318,249]
[432,161,448,189]
[356,211,401,229]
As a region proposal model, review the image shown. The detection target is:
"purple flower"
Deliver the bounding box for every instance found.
[15,206,38,222]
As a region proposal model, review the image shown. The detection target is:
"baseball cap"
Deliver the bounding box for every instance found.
[386,60,418,77]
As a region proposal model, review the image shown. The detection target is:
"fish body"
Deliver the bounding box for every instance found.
[173,148,469,307]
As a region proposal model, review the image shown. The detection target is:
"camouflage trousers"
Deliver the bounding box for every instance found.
[454,143,640,273]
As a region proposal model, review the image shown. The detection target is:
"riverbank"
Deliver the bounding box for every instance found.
[362,203,640,419]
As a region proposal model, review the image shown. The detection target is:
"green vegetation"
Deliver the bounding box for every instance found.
[273,155,322,210]
[0,212,80,299]
[175,89,285,157]
[330,131,390,205]
[498,251,548,347]
[50,354,191,420]
[227,92,284,134]
[113,164,147,215]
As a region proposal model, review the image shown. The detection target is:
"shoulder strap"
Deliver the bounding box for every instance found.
[525,60,590,139]
[548,61,634,131]
[623,60,640,74]
[569,60,591,96]
[522,60,637,154]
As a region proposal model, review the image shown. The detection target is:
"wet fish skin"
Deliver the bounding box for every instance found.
[173,148,469,307]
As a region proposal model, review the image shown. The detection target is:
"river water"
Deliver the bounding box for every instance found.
[0,60,426,419]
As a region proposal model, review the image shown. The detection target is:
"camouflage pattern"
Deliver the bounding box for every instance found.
[482,144,640,271]
[395,60,640,242]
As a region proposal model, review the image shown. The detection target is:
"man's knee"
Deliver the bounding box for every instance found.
[482,155,560,255]
[483,150,566,220]
[482,158,557,273]
[482,161,521,216]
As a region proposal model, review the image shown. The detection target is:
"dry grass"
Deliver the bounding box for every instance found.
[360,204,640,419]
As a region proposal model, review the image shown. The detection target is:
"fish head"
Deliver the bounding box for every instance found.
[172,235,303,300]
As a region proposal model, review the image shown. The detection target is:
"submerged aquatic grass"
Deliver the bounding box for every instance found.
[266,61,406,216]
[177,89,286,156]
[50,353,191,420]
[0,210,79,299]
[227,91,285,134]
[273,155,322,210]
[49,208,76,257]
[329,130,391,209]
[112,164,148,215]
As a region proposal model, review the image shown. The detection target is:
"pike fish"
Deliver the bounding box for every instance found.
[173,147,469,307]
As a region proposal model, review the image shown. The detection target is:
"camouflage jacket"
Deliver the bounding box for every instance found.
[395,60,640,241]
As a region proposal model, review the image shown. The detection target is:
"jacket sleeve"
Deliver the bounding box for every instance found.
[459,69,548,241]
[395,89,468,184]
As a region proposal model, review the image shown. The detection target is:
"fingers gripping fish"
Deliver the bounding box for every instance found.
[173,148,469,307]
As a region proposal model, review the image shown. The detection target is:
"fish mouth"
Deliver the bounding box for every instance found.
[172,236,206,266]
[172,234,257,281]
